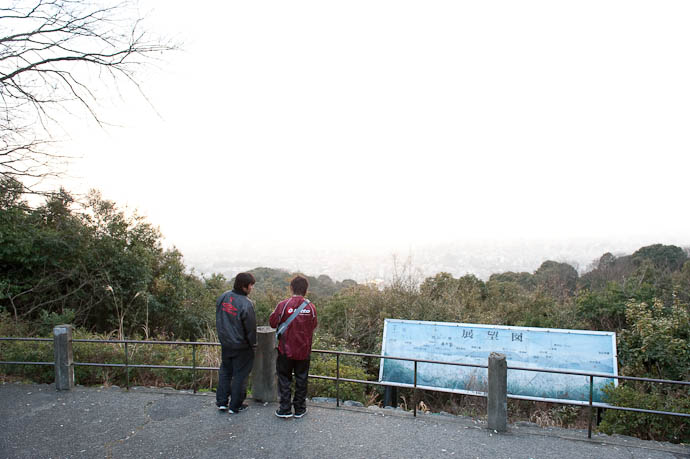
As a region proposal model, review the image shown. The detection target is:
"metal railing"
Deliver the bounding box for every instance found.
[2,336,688,440]
[0,337,220,393]
[309,349,690,439]
[0,337,55,366]
[70,338,221,393]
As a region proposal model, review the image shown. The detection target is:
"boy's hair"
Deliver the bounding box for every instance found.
[233,272,256,291]
[290,275,309,296]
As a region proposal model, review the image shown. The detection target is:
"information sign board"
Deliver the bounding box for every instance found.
[379,319,617,404]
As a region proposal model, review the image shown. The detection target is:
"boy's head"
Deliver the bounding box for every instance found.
[290,275,309,296]
[233,272,256,294]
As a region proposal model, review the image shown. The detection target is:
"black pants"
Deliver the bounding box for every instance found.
[217,347,254,411]
[277,352,310,412]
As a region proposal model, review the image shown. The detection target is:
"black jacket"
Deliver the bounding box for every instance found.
[216,289,257,350]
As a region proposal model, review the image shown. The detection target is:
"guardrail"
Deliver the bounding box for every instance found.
[0,336,219,390]
[71,338,221,394]
[1,334,688,439]
[309,349,690,438]
[0,337,54,366]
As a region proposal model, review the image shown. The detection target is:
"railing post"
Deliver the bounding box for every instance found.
[124,341,129,390]
[336,353,340,407]
[53,325,74,391]
[383,385,398,408]
[588,375,594,438]
[413,360,418,417]
[192,344,197,394]
[488,352,507,432]
[250,326,278,402]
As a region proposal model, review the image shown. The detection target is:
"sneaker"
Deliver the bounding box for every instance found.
[274,409,293,418]
[293,408,307,418]
[229,404,249,414]
[217,405,228,412]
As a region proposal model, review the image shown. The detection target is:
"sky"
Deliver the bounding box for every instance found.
[59,0,690,277]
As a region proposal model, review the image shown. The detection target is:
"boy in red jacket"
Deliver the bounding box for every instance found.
[269,275,318,418]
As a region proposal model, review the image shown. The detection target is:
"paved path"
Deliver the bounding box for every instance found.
[1,382,688,459]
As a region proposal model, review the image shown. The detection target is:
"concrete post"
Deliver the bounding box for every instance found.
[488,352,507,432]
[53,325,74,391]
[250,326,278,402]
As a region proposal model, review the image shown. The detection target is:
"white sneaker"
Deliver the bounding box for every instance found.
[229,404,249,414]
[218,405,228,412]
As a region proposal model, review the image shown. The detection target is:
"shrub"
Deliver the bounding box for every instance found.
[0,336,54,383]
[37,309,76,336]
[600,383,690,443]
[308,332,370,403]
[308,355,369,403]
[617,299,690,381]
[597,298,690,443]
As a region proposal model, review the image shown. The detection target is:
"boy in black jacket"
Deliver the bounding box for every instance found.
[215,272,257,414]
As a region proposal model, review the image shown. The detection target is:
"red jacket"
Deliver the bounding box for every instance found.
[269,296,317,360]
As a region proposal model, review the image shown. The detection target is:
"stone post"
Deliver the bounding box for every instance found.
[53,325,74,390]
[251,326,278,402]
[488,352,507,432]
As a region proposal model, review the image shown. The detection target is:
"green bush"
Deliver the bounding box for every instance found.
[597,298,690,443]
[37,309,76,336]
[71,331,220,389]
[308,355,369,403]
[0,315,221,389]
[307,332,370,403]
[0,311,53,382]
[600,383,690,443]
[0,337,54,383]
[617,299,690,381]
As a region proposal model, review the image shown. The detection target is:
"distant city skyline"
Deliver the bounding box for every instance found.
[180,235,690,283]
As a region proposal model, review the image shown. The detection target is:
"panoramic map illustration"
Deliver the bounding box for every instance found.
[380,319,618,404]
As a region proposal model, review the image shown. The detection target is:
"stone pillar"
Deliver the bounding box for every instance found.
[251,326,278,402]
[488,352,507,432]
[53,325,74,391]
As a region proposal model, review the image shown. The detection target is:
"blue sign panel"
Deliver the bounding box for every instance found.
[379,319,618,404]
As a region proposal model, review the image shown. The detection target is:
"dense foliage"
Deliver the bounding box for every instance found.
[1,181,689,442]
[0,179,226,340]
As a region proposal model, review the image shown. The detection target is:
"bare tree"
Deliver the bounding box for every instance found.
[0,0,176,193]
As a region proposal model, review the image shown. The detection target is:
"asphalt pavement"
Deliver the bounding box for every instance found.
[0,382,688,459]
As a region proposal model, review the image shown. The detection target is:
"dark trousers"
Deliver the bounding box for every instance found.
[277,352,310,412]
[217,347,254,411]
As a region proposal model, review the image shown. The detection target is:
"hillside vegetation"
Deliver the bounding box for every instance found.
[1,181,688,443]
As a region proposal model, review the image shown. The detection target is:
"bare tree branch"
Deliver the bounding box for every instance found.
[0,0,177,191]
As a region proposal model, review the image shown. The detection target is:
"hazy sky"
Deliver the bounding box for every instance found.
[63,0,690,262]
